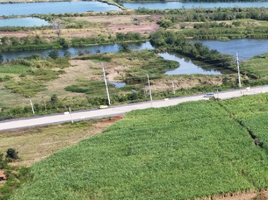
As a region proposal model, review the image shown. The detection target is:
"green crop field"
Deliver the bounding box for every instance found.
[9,94,268,200]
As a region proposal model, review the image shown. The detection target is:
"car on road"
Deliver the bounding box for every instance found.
[204,93,214,98]
[99,105,108,109]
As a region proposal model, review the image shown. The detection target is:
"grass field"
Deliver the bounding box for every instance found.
[8,93,268,200]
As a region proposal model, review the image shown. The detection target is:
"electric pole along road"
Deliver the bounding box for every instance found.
[0,85,267,131]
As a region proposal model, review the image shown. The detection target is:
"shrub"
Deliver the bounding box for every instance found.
[6,148,19,160]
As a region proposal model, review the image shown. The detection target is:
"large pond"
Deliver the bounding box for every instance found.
[198,39,268,60]
[0,1,121,16]
[123,2,268,9]
[0,17,49,27]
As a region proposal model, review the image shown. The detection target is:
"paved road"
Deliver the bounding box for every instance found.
[0,85,268,131]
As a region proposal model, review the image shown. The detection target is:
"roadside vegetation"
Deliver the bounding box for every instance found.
[7,93,268,200]
[0,148,30,200]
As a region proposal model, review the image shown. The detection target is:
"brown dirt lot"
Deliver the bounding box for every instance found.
[106,22,159,35]
[0,14,162,39]
[94,115,123,128]
[0,31,29,37]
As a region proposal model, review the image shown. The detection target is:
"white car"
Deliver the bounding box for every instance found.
[204,93,214,98]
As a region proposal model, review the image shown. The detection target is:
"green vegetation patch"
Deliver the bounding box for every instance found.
[10,94,268,200]
[65,79,124,97]
[0,65,30,74]
[243,53,268,77]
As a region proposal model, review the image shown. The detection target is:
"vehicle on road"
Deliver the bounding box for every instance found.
[99,105,108,109]
[204,93,214,98]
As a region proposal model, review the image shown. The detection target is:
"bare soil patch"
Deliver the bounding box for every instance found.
[0,31,28,37]
[199,190,268,200]
[94,115,123,128]
[106,22,159,35]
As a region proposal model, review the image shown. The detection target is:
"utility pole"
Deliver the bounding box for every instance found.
[102,66,111,105]
[172,80,175,94]
[29,96,35,114]
[146,74,153,107]
[215,87,220,98]
[236,53,242,88]
[69,107,73,123]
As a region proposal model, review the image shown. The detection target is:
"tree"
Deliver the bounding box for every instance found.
[48,50,59,60]
[0,53,3,64]
[51,19,65,37]
[58,38,69,48]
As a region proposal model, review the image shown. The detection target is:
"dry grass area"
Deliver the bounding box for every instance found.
[150,75,222,92]
[0,117,123,167]
[33,59,99,101]
[72,15,152,25]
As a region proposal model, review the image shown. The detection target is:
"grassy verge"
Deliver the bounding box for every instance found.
[7,93,268,200]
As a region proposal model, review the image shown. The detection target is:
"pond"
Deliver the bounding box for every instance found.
[123,2,268,10]
[197,39,268,60]
[110,81,126,88]
[0,17,49,27]
[0,1,121,16]
[159,52,223,75]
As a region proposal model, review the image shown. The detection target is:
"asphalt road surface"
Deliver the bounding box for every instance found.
[1,85,268,131]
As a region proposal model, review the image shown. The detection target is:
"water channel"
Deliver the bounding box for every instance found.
[2,39,268,78]
[2,41,154,61]
[0,1,121,16]
[0,17,49,27]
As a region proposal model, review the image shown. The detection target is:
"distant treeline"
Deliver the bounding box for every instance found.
[136,7,268,21]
